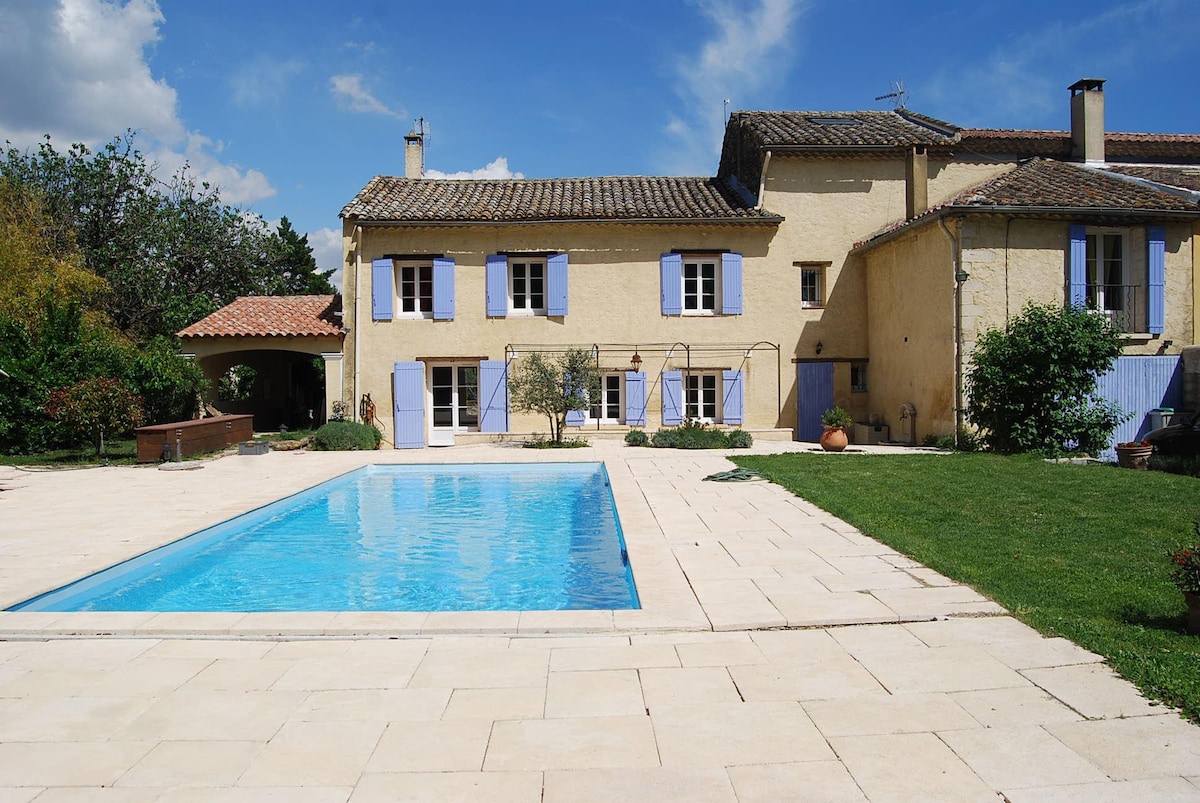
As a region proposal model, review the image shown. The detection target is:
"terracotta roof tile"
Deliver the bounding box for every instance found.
[959,129,1200,160]
[177,295,342,339]
[340,176,781,224]
[727,110,960,150]
[1106,165,1200,193]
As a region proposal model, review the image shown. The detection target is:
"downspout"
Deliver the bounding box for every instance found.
[938,216,965,438]
[756,150,772,209]
[351,224,362,420]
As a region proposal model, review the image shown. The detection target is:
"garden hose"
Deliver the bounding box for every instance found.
[702,467,763,482]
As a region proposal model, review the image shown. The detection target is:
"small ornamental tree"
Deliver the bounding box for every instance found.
[966,302,1125,455]
[44,377,144,455]
[508,348,601,444]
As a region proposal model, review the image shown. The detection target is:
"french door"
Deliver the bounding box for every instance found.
[429,364,478,446]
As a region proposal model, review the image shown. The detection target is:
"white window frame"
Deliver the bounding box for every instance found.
[682,255,720,315]
[509,258,547,316]
[395,261,434,319]
[684,371,722,423]
[1084,228,1135,327]
[799,262,827,308]
[587,373,624,425]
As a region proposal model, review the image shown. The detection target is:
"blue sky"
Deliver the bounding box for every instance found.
[1,0,1197,287]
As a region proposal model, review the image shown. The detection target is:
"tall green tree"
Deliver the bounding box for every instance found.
[508,348,601,443]
[264,217,336,295]
[966,302,1125,455]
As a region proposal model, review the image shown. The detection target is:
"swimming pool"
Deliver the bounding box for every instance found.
[9,462,640,613]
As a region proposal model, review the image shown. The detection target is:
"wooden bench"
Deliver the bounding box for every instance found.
[135,415,254,463]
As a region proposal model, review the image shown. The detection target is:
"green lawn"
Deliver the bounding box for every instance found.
[732,452,1200,722]
[0,438,138,466]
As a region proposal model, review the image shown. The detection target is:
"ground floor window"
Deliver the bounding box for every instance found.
[588,373,624,424]
[431,364,478,430]
[851,362,868,393]
[685,372,721,422]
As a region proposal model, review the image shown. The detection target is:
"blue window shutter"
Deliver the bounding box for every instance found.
[722,370,744,425]
[1068,225,1087,308]
[625,371,647,427]
[432,257,455,320]
[485,254,508,317]
[372,258,394,321]
[661,370,683,426]
[392,362,424,448]
[566,408,585,426]
[721,252,743,315]
[1148,226,1165,334]
[660,253,682,315]
[479,360,509,433]
[547,252,569,316]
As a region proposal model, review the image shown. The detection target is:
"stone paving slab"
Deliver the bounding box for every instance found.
[0,443,1198,799]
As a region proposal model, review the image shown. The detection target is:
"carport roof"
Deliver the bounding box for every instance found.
[177,295,342,338]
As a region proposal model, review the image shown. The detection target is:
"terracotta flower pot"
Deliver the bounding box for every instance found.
[1116,445,1153,469]
[820,425,848,452]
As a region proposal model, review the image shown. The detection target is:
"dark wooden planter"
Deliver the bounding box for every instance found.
[135,415,254,463]
[1186,591,1200,636]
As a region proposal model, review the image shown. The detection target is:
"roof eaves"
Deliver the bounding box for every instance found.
[352,214,785,227]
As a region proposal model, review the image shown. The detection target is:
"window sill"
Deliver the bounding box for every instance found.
[1118,333,1155,343]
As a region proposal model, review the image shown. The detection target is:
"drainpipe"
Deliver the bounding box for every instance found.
[939,216,966,439]
[351,224,362,419]
[756,150,772,209]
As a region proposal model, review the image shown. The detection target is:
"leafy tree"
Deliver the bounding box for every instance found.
[966,302,1125,455]
[508,348,601,443]
[264,217,336,295]
[44,377,144,455]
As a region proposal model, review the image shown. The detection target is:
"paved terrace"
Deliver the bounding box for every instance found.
[0,442,1197,800]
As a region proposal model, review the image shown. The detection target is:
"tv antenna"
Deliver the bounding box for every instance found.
[723,99,731,124]
[875,80,908,110]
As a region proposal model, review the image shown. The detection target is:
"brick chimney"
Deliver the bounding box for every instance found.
[1069,79,1105,163]
[404,121,424,179]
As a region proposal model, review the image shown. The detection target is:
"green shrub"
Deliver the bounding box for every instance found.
[726,429,753,448]
[821,406,854,428]
[311,420,381,451]
[1149,454,1200,478]
[624,429,648,447]
[651,428,680,448]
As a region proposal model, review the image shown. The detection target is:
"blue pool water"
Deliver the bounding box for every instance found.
[9,463,640,613]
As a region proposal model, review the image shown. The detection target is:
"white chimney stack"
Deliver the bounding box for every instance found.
[404,119,425,179]
[1069,79,1105,164]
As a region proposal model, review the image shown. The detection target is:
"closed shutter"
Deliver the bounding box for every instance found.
[1147,226,1165,334]
[721,252,743,315]
[547,252,569,316]
[479,360,509,433]
[392,362,424,448]
[660,253,682,315]
[566,409,586,426]
[485,254,508,317]
[722,370,744,425]
[625,371,647,426]
[564,367,586,425]
[1068,225,1087,308]
[432,257,455,320]
[661,370,683,426]
[372,258,394,321]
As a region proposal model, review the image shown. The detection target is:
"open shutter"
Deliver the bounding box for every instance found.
[392,362,424,448]
[372,258,394,321]
[479,360,509,433]
[564,367,585,426]
[660,253,682,315]
[721,252,743,315]
[565,409,586,427]
[1147,226,1165,334]
[722,370,744,425]
[1068,225,1087,308]
[661,370,683,426]
[547,252,569,316]
[625,371,647,427]
[432,257,455,320]
[486,254,508,317]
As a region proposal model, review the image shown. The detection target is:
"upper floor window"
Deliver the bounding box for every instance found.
[682,256,719,314]
[660,252,743,316]
[510,259,546,314]
[397,262,433,317]
[799,262,827,308]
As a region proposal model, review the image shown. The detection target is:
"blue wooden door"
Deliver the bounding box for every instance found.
[797,362,834,442]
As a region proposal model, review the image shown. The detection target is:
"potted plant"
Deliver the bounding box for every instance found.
[1169,525,1200,635]
[1115,439,1154,469]
[820,406,854,452]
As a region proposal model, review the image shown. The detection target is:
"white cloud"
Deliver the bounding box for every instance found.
[0,0,276,205]
[231,57,305,107]
[330,73,404,119]
[661,0,806,174]
[307,226,345,292]
[424,157,523,180]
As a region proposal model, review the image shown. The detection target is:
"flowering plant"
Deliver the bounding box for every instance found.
[1116,440,1151,449]
[1169,523,1200,594]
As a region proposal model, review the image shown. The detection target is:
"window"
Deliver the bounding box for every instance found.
[1085,231,1129,321]
[510,259,546,314]
[799,262,827,308]
[682,256,719,314]
[1069,225,1162,335]
[588,374,624,424]
[685,372,721,422]
[397,262,433,317]
[851,362,868,393]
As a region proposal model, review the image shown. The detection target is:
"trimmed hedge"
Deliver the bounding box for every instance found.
[311,421,381,451]
[638,422,753,449]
